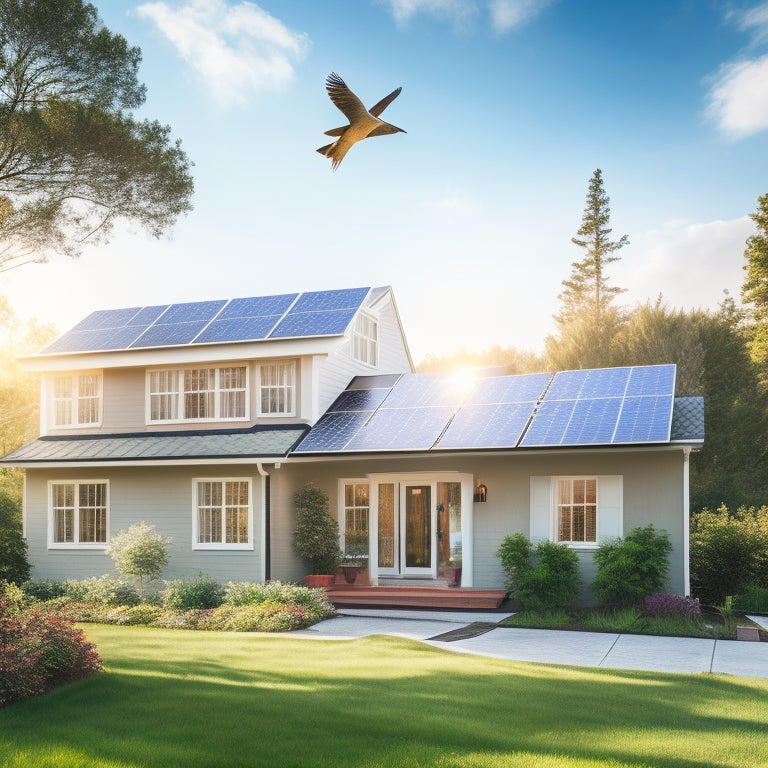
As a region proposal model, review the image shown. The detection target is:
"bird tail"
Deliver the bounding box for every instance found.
[316,141,345,170]
[316,143,334,156]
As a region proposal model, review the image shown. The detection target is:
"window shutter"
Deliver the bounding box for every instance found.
[529,476,552,543]
[597,475,623,541]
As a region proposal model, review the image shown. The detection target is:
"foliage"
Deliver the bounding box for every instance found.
[63,575,139,606]
[0,586,102,708]
[21,578,66,601]
[546,168,629,369]
[224,580,335,615]
[197,601,322,632]
[689,505,768,605]
[0,0,193,270]
[496,533,581,611]
[591,525,673,607]
[741,192,768,379]
[0,490,29,584]
[342,530,369,565]
[106,522,170,595]
[292,483,342,575]
[643,593,701,619]
[733,585,768,614]
[162,574,224,611]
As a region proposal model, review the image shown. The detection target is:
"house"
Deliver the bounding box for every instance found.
[1,285,704,604]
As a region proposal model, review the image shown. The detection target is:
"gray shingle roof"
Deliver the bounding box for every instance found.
[0,425,308,464]
[671,396,705,442]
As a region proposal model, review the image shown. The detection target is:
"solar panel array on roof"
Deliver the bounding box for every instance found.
[293,365,679,454]
[40,288,373,354]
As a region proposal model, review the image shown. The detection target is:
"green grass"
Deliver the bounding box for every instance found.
[1,625,767,768]
[501,608,743,639]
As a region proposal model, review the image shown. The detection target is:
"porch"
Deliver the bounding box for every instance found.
[326,577,507,610]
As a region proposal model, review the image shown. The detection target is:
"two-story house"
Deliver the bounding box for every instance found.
[2,285,704,603]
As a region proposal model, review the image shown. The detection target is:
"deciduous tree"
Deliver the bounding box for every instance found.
[741,193,768,379]
[0,0,193,270]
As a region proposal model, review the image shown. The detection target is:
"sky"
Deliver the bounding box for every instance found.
[4,0,768,363]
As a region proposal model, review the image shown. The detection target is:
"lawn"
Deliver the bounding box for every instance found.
[1,625,767,768]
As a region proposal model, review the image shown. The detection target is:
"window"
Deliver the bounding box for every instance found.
[49,481,108,547]
[556,478,597,543]
[342,481,369,557]
[352,313,378,366]
[258,362,295,416]
[51,373,102,427]
[194,479,252,548]
[148,366,248,423]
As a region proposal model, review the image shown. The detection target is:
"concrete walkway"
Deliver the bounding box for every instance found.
[288,609,768,679]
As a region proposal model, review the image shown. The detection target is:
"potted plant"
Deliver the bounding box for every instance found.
[340,531,369,584]
[293,483,342,587]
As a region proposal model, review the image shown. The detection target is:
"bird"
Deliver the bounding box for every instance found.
[317,72,405,170]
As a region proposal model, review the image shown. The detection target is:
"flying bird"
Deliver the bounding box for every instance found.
[317,72,405,170]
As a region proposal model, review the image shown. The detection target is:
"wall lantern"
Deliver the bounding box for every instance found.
[473,482,487,503]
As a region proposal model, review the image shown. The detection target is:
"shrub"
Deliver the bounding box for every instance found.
[0,596,102,708]
[496,534,581,612]
[163,574,224,610]
[733,585,768,614]
[225,580,333,611]
[105,604,163,625]
[690,505,768,605]
[293,483,341,575]
[591,525,673,607]
[0,491,30,585]
[106,522,171,596]
[199,601,318,632]
[643,593,702,619]
[21,578,66,601]
[64,575,140,606]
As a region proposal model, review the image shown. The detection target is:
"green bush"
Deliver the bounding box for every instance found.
[690,505,768,605]
[105,604,163,625]
[591,525,673,607]
[224,580,333,611]
[0,491,30,585]
[733,585,768,614]
[496,534,581,612]
[199,601,319,632]
[293,484,341,575]
[162,574,225,610]
[64,575,140,606]
[22,578,66,601]
[106,522,171,596]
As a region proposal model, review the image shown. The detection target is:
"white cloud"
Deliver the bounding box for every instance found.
[614,217,755,311]
[488,0,556,34]
[137,1,309,106]
[379,0,478,26]
[706,54,768,138]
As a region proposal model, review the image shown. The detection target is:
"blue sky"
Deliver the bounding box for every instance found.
[6,0,768,362]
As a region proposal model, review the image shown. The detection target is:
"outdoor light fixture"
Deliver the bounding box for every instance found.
[474,482,487,502]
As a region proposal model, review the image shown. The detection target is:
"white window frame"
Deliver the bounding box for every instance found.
[49,371,103,429]
[48,480,109,549]
[554,476,598,545]
[339,479,370,550]
[192,477,254,550]
[146,366,249,424]
[256,361,296,417]
[352,311,378,367]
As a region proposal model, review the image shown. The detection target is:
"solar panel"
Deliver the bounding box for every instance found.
[269,308,359,338]
[130,321,213,348]
[293,411,372,453]
[465,372,552,405]
[437,402,537,449]
[346,406,456,451]
[613,395,674,443]
[194,294,299,344]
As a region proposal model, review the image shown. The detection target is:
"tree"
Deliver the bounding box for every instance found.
[741,193,768,379]
[293,483,341,576]
[0,489,29,584]
[106,522,170,596]
[0,0,194,270]
[546,169,629,370]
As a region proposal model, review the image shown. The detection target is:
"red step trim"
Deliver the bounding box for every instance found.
[325,586,506,610]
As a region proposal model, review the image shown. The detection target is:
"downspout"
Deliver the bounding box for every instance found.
[256,463,271,583]
[683,447,691,596]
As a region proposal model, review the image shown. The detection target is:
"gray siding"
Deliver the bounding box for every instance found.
[24,465,264,586]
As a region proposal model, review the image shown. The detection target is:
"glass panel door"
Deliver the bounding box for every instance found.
[377,483,397,572]
[403,485,433,575]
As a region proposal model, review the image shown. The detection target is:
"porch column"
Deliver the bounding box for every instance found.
[369,481,379,586]
[460,479,474,587]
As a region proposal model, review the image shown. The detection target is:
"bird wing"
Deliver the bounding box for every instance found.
[323,126,347,137]
[367,123,406,137]
[368,87,402,117]
[325,73,368,122]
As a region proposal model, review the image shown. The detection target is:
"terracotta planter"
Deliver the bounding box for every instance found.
[304,574,335,588]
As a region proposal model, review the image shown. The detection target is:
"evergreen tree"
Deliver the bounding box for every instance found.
[546,169,629,369]
[741,193,768,380]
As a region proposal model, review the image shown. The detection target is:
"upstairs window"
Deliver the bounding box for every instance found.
[52,373,102,427]
[49,481,108,547]
[148,366,248,423]
[352,312,378,367]
[258,362,295,416]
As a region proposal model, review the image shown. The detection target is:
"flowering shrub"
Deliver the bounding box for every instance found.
[64,575,140,606]
[644,593,702,619]
[0,592,102,708]
[198,601,315,632]
[225,580,335,616]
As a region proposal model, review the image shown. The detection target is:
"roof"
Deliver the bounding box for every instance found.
[293,365,704,454]
[0,425,308,465]
[38,287,378,356]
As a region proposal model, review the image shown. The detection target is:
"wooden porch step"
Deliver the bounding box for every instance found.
[326,586,507,610]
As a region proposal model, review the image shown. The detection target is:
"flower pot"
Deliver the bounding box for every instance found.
[304,574,335,588]
[341,566,362,584]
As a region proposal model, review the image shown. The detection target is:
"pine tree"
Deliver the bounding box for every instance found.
[741,193,768,378]
[546,169,629,369]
